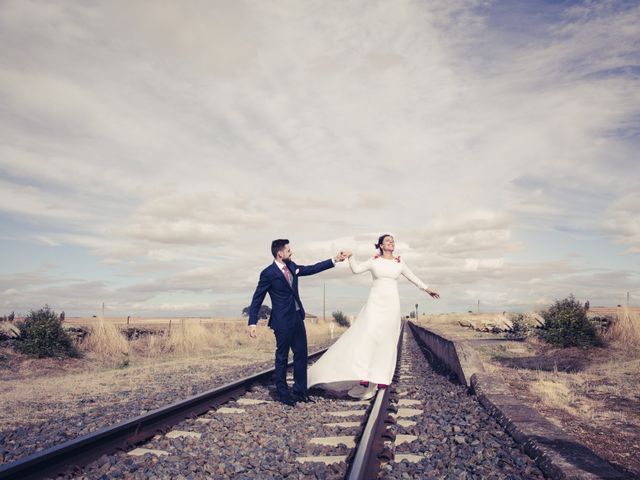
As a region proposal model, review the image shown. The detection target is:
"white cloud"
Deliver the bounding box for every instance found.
[0,0,639,315]
[603,192,640,253]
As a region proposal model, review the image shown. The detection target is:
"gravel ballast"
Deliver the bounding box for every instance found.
[378,328,545,479]
[0,340,335,468]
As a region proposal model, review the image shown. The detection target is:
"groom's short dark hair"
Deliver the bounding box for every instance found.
[271,239,289,258]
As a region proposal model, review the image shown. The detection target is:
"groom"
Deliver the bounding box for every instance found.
[247,239,345,406]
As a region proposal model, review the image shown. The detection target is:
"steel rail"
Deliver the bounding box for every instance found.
[0,348,328,480]
[346,321,405,480]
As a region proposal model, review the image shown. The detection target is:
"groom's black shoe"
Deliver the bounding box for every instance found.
[278,396,296,407]
[292,393,315,403]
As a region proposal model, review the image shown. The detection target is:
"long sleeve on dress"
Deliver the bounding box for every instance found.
[401,261,428,290]
[348,256,372,274]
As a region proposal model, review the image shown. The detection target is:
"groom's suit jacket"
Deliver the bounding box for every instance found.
[248,258,334,331]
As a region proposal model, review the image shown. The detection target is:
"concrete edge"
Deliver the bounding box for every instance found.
[408,321,627,480]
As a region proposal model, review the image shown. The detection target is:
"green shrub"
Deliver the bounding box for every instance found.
[241,305,271,319]
[332,310,350,327]
[16,305,79,358]
[507,314,535,339]
[540,295,602,347]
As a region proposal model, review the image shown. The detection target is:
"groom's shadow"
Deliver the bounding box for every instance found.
[262,385,351,401]
[308,387,352,401]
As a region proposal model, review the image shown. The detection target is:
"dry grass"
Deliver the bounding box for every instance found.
[606,308,640,348]
[527,359,640,428]
[530,372,576,409]
[529,368,607,420]
[81,317,130,360]
[77,318,343,367]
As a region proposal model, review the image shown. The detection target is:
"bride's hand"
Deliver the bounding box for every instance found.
[334,252,348,262]
[341,250,353,258]
[425,288,440,299]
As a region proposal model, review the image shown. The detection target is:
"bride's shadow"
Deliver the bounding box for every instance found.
[309,381,372,401]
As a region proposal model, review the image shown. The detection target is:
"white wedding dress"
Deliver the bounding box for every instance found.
[307,255,429,391]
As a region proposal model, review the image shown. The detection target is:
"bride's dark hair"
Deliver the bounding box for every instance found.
[374,234,392,255]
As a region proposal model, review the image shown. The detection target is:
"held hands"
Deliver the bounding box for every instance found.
[425,288,440,299]
[334,251,350,262]
[333,250,352,262]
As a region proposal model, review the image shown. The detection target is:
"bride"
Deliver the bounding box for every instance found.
[307,234,439,399]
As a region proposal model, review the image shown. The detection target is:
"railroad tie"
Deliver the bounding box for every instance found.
[295,455,348,465]
[294,398,372,466]
[396,419,418,427]
[309,436,356,448]
[165,430,201,439]
[326,409,366,417]
[127,448,169,457]
[392,407,423,418]
[215,407,245,414]
[236,398,271,405]
[323,421,361,428]
[394,453,426,463]
[395,434,418,445]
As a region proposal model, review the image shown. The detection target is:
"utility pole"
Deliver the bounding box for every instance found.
[102,302,105,318]
[415,303,419,320]
[627,291,630,307]
[477,299,480,314]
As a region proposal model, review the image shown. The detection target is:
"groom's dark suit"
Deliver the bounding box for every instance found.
[248,258,334,401]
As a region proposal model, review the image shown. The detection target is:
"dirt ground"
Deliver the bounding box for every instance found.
[415,314,640,478]
[489,343,640,478]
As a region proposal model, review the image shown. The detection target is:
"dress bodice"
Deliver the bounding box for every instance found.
[348,255,428,290]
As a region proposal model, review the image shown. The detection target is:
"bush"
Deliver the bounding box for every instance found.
[507,314,535,339]
[16,305,79,358]
[506,316,523,338]
[539,295,602,347]
[332,310,350,327]
[242,305,272,320]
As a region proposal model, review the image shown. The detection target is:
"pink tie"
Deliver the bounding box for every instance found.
[283,266,292,285]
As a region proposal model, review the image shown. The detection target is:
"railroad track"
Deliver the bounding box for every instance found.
[0,349,333,480]
[1,324,547,479]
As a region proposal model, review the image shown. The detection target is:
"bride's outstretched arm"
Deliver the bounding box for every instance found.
[401,261,428,290]
[401,261,440,298]
[348,256,372,274]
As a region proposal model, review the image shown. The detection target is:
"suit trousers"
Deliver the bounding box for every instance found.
[273,311,308,399]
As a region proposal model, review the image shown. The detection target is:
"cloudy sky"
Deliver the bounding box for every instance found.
[1,0,639,318]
